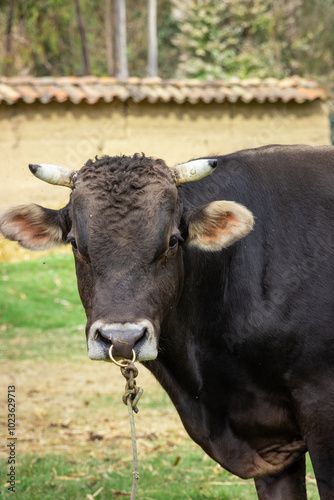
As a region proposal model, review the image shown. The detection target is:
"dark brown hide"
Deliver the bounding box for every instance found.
[70,155,184,359]
[2,146,334,499]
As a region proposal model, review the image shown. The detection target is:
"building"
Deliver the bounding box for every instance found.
[0,75,331,213]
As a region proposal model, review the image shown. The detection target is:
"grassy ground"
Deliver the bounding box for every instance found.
[0,254,319,499]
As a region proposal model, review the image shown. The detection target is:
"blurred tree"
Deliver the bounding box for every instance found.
[172,0,282,79]
[0,0,81,75]
[114,0,128,78]
[126,0,179,78]
[173,0,242,79]
[0,0,333,92]
[105,0,115,75]
[171,0,334,85]
[4,0,15,76]
[74,0,91,74]
[156,0,180,78]
[147,0,158,76]
[294,0,334,86]
[126,0,147,77]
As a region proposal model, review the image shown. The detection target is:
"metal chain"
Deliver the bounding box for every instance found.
[121,362,144,414]
[109,347,143,500]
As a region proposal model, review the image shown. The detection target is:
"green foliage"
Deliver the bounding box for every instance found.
[293,0,334,84]
[172,0,334,84]
[0,0,178,78]
[157,0,181,78]
[2,0,79,75]
[173,0,278,79]
[1,0,334,90]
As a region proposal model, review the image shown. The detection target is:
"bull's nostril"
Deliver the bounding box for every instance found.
[94,328,113,346]
[133,327,148,349]
[92,323,152,358]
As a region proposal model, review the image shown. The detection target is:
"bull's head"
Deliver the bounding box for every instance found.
[0,155,253,361]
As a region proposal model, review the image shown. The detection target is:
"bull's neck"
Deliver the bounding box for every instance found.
[144,246,232,433]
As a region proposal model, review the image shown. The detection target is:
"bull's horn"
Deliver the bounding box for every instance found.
[170,159,217,186]
[29,163,77,189]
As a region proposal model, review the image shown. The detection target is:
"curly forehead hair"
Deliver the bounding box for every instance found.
[78,153,174,189]
[74,154,178,227]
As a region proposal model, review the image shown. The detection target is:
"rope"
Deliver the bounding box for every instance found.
[109,347,143,500]
[126,398,140,499]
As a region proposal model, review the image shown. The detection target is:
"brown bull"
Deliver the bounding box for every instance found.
[1,145,334,499]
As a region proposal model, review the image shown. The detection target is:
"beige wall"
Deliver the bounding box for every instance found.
[0,99,330,210]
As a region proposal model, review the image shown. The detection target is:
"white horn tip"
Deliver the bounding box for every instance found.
[28,163,40,175]
[172,158,218,185]
[191,158,217,172]
[28,163,76,189]
[208,159,218,169]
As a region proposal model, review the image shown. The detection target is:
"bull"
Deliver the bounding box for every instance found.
[1,145,334,499]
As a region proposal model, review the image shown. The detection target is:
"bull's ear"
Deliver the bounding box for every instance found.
[186,200,254,251]
[0,204,66,251]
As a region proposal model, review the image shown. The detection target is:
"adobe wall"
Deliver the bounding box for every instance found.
[0,99,330,211]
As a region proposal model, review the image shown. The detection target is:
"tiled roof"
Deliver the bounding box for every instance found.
[0,75,329,105]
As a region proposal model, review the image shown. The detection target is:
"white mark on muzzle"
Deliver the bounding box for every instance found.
[87,319,158,361]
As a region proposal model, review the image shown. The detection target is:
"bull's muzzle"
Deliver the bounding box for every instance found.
[87,320,158,361]
[97,325,146,359]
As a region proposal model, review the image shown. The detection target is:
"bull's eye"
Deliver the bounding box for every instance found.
[169,235,181,250]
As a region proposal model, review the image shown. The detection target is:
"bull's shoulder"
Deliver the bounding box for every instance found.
[181,144,334,211]
[223,143,334,161]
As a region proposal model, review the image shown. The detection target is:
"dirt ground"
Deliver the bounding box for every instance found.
[1,359,189,460]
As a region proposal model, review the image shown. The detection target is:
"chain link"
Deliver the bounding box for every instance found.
[109,350,144,499]
[121,363,143,414]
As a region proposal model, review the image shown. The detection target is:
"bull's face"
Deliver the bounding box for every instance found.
[69,155,185,361]
[0,154,254,362]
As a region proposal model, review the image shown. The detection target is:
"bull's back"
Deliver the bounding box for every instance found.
[181,145,334,364]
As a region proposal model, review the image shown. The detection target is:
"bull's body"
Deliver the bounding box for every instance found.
[1,145,334,498]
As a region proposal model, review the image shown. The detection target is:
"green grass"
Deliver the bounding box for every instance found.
[0,254,320,499]
[0,254,86,361]
[0,325,86,361]
[0,254,85,330]
[0,448,319,500]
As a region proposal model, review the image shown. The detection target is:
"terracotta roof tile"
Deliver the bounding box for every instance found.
[49,85,68,103]
[0,83,20,103]
[0,76,330,106]
[80,84,101,104]
[15,85,39,103]
[62,84,86,104]
[37,85,55,104]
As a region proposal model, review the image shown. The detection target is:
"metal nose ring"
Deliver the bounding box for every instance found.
[109,345,136,367]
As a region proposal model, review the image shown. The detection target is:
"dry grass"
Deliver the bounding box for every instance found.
[0,359,188,459]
